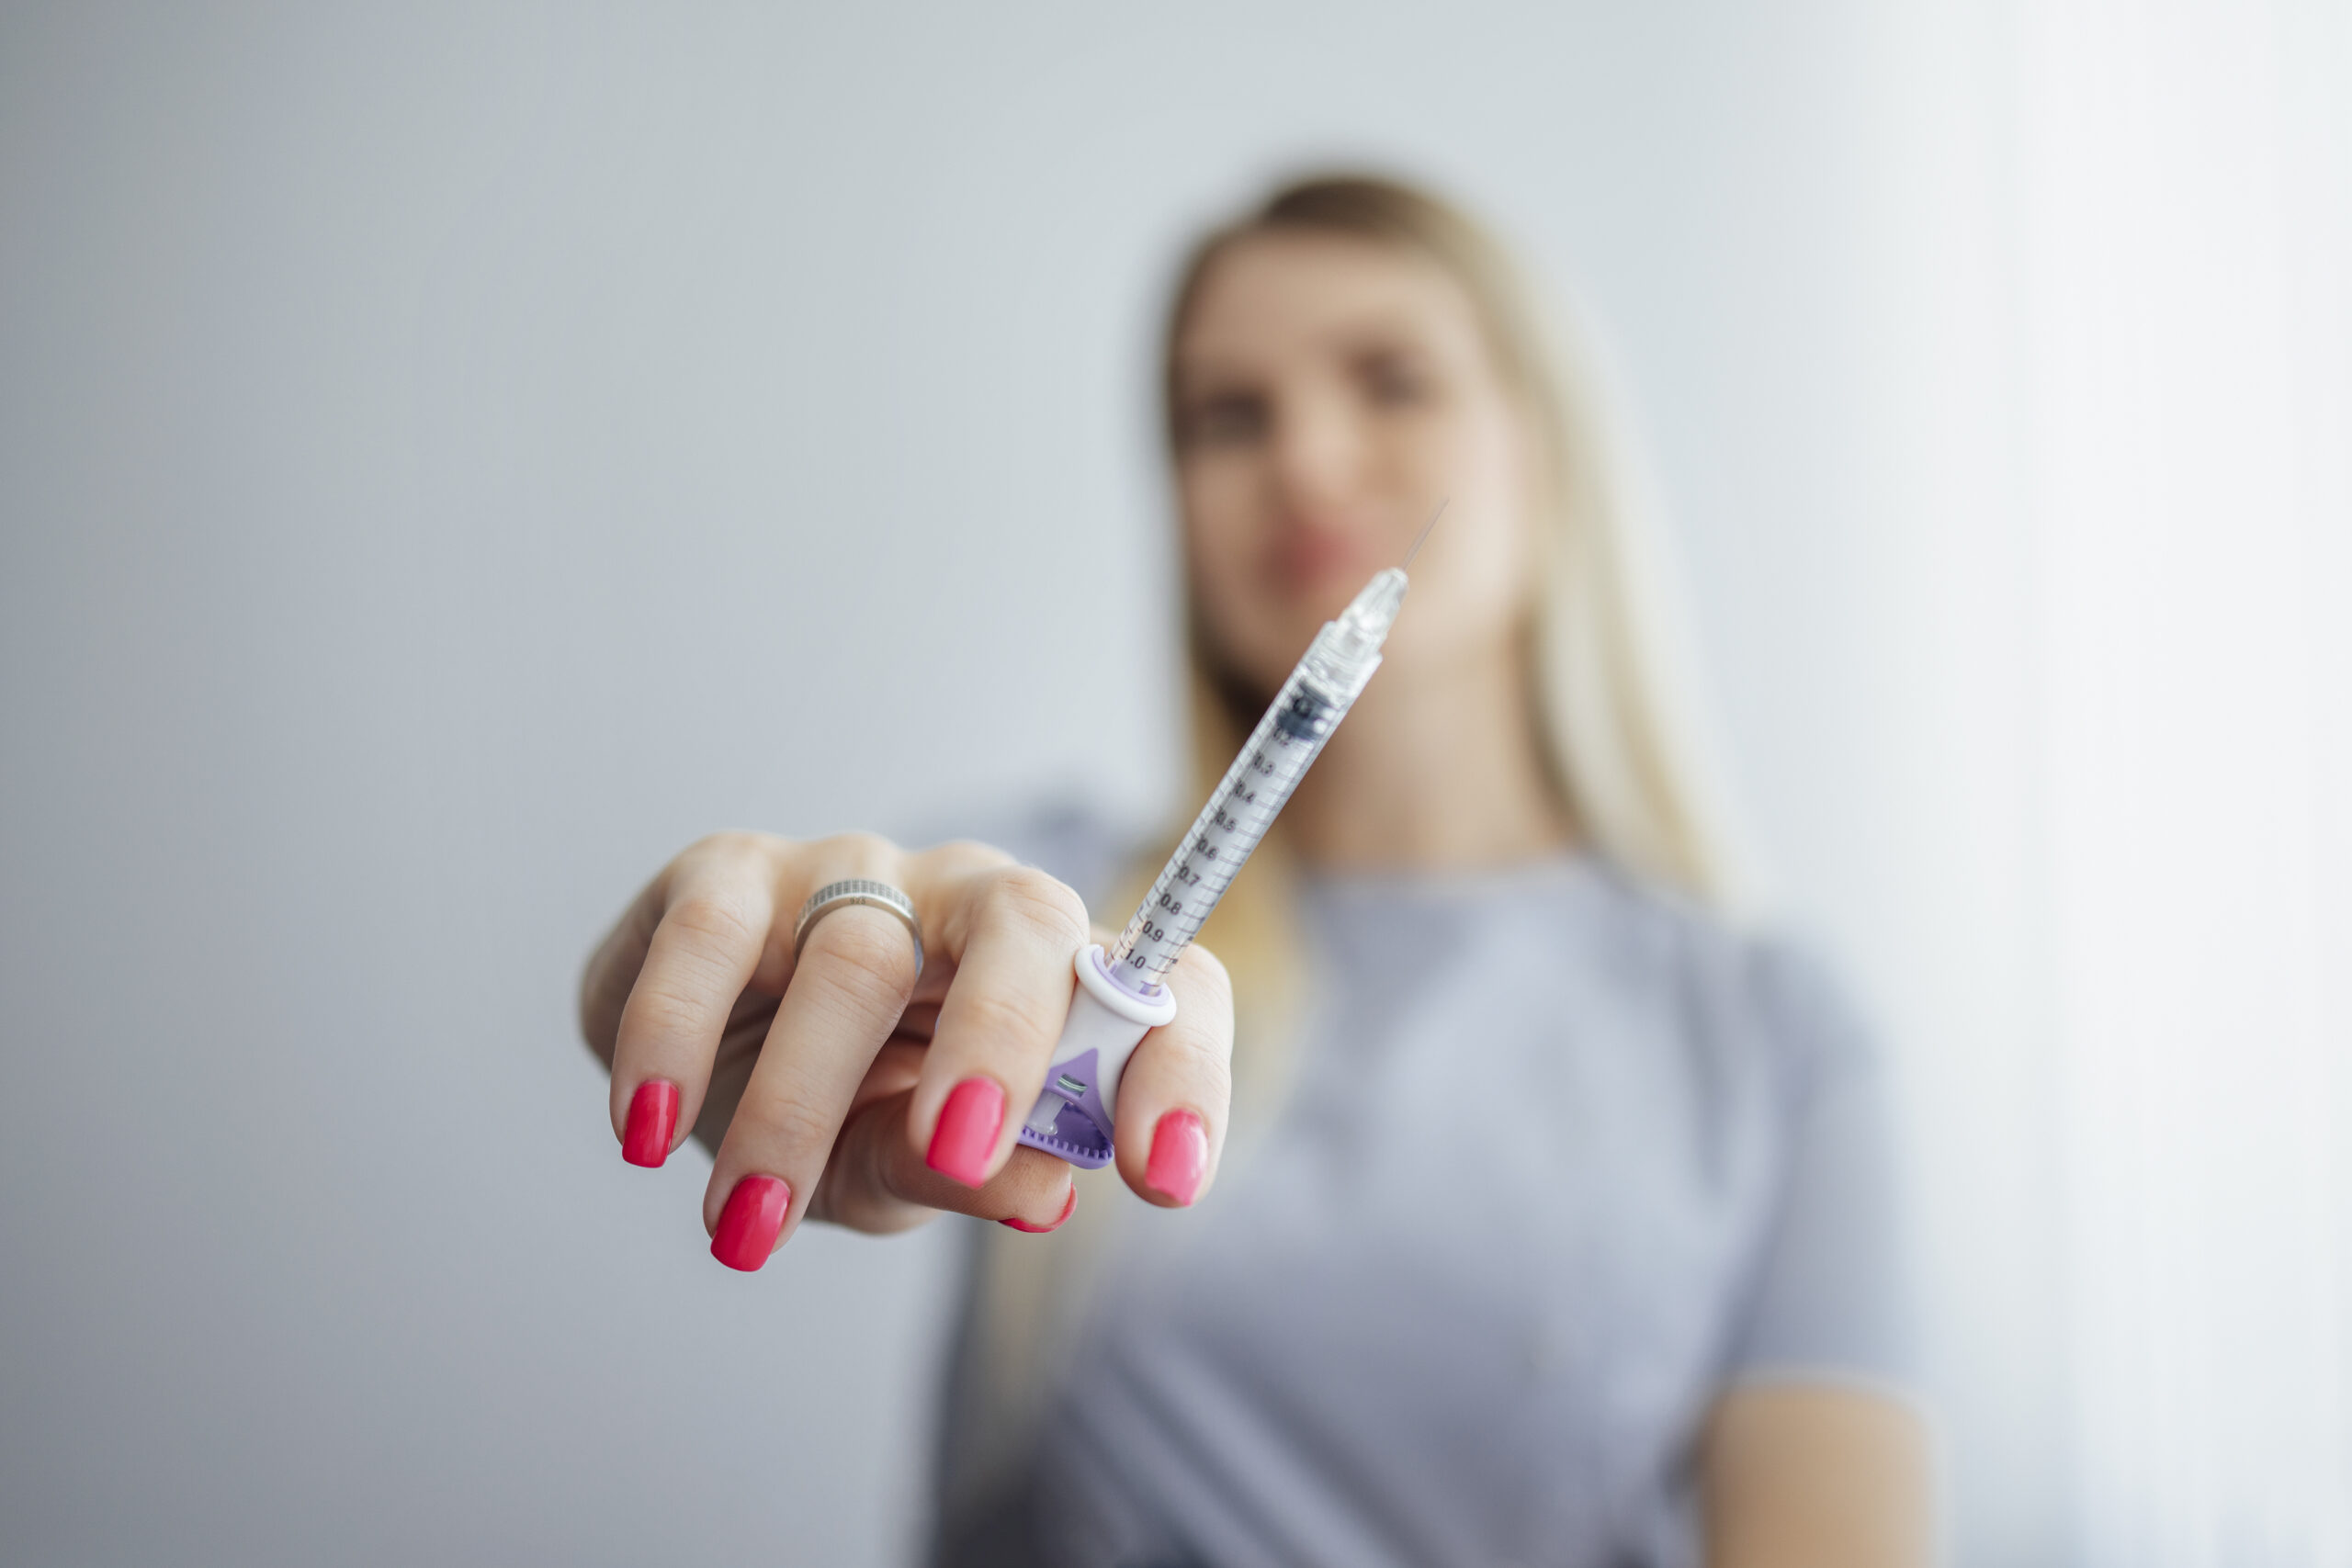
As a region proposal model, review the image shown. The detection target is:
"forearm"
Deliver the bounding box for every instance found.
[1701,1381,1932,1568]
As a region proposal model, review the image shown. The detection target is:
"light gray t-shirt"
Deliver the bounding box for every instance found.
[932,815,1912,1568]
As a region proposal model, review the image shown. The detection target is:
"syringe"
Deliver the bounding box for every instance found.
[1016,564,1410,1169]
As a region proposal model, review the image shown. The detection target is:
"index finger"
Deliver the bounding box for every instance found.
[605,836,786,1166]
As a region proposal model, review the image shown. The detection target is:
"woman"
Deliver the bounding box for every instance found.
[580,175,1928,1566]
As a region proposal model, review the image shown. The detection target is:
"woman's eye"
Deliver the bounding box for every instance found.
[1184,392,1268,448]
[1361,356,1433,408]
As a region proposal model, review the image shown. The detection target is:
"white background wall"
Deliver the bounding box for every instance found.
[3,3,2070,1562]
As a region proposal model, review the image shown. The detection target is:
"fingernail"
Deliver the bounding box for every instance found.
[1146,1110,1208,1207]
[927,1077,1005,1189]
[622,1079,680,1168]
[1001,1182,1079,1234]
[710,1174,791,1271]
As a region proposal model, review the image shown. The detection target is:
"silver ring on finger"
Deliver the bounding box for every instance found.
[793,878,925,983]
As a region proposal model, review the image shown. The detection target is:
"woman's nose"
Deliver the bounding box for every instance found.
[1268,389,1369,516]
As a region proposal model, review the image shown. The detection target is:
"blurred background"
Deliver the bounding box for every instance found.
[3,2,2346,1563]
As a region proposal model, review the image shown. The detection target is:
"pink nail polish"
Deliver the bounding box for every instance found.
[710,1174,791,1271]
[1145,1110,1208,1207]
[927,1077,1005,1189]
[1001,1183,1079,1234]
[622,1079,679,1168]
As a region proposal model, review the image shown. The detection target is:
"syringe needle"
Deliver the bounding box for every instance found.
[1401,498,1449,568]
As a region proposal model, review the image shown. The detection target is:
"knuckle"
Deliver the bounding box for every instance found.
[1178,943,1234,1006]
[980,865,1089,944]
[953,986,1057,1052]
[666,891,763,953]
[802,911,919,1009]
[625,973,720,1042]
[1161,1013,1234,1082]
[1161,1059,1232,1130]
[906,838,1016,896]
[676,829,777,875]
[752,1092,841,1157]
[931,838,1016,870]
[1178,1057,1236,1117]
[818,829,899,870]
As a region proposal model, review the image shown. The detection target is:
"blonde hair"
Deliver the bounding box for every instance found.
[933,172,1745,1545]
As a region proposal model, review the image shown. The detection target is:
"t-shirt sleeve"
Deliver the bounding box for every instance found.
[1723,939,1917,1392]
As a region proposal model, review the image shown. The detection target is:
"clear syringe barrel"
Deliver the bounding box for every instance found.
[1108,568,1407,992]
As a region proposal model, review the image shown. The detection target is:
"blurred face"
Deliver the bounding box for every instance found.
[1170,231,1539,699]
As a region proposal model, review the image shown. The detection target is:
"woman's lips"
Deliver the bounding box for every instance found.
[1268,528,1374,597]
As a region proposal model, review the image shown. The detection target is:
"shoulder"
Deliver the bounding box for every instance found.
[1580,861,1884,1103]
